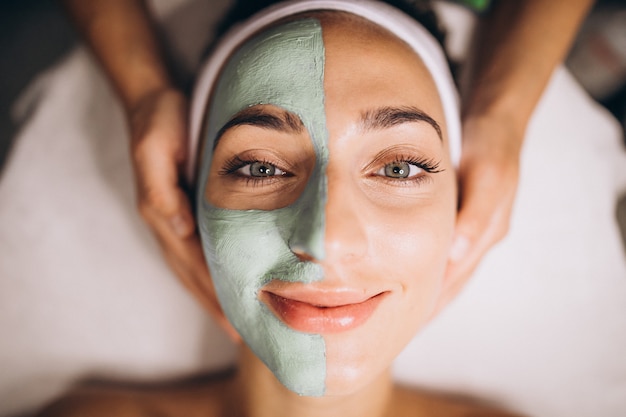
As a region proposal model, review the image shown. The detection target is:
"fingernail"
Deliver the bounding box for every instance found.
[450,235,469,262]
[170,214,188,237]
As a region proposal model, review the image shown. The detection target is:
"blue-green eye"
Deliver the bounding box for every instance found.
[239,161,286,177]
[378,161,423,179]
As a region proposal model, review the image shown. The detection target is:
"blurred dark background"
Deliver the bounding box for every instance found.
[0,0,76,169]
[1,0,625,170]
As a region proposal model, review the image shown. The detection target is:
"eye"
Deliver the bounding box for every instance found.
[238,161,286,177]
[377,161,423,179]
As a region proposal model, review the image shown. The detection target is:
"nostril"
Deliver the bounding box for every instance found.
[290,244,316,262]
[294,252,315,262]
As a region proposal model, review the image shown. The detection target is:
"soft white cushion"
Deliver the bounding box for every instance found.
[1,1,625,416]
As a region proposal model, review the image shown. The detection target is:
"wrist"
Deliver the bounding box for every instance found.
[69,0,174,113]
[121,72,173,113]
[126,87,187,127]
[461,108,526,162]
[462,89,533,139]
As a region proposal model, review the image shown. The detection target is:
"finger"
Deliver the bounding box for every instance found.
[128,92,239,342]
[137,179,195,239]
[454,162,508,251]
[133,113,194,237]
[153,224,241,343]
[181,234,242,344]
[439,164,516,309]
[452,156,517,260]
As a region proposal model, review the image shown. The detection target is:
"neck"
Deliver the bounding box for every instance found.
[225,345,394,417]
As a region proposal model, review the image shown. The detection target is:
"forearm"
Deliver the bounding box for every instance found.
[463,0,594,135]
[62,0,172,111]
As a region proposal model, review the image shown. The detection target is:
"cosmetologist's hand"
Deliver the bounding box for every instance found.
[442,112,522,305]
[129,87,192,242]
[436,0,594,309]
[128,87,239,341]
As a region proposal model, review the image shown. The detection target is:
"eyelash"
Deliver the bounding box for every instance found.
[219,155,443,186]
[219,156,290,186]
[395,156,442,173]
[372,155,443,185]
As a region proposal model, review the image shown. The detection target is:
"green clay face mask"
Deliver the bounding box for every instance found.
[197,19,328,396]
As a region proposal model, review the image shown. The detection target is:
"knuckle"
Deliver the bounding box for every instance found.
[466,155,519,186]
[491,215,511,243]
[461,209,491,233]
[131,138,152,164]
[141,187,172,215]
[137,199,153,222]
[495,222,510,242]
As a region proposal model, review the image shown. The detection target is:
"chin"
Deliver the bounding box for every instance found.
[320,322,401,396]
[320,294,438,396]
[322,349,391,396]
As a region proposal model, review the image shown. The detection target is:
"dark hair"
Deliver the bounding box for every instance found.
[207,0,457,84]
[202,0,455,83]
[214,0,446,50]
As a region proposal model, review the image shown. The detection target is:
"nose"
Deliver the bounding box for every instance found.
[288,167,367,263]
[322,168,368,263]
[288,169,326,261]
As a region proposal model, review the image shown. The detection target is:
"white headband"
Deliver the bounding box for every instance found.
[188,0,461,181]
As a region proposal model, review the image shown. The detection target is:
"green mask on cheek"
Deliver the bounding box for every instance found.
[197,19,328,396]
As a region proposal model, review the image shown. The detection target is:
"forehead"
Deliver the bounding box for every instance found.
[318,14,444,135]
[202,12,446,160]
[209,18,325,130]
[209,12,439,124]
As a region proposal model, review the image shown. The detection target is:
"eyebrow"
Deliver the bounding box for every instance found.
[359,106,443,141]
[213,107,305,150]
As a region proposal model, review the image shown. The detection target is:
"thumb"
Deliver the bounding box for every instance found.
[440,163,513,308]
[450,164,505,265]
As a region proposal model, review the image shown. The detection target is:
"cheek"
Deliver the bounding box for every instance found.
[375,199,455,268]
[371,190,456,313]
[199,207,328,397]
[322,200,455,395]
[384,224,450,311]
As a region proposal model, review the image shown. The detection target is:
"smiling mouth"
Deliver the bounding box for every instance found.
[260,290,388,334]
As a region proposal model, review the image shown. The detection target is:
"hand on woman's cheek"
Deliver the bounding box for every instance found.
[167,234,241,344]
[437,114,520,312]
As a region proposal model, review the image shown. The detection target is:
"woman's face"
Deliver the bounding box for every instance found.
[197,14,456,397]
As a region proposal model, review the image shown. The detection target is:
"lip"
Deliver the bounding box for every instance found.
[259,283,389,334]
